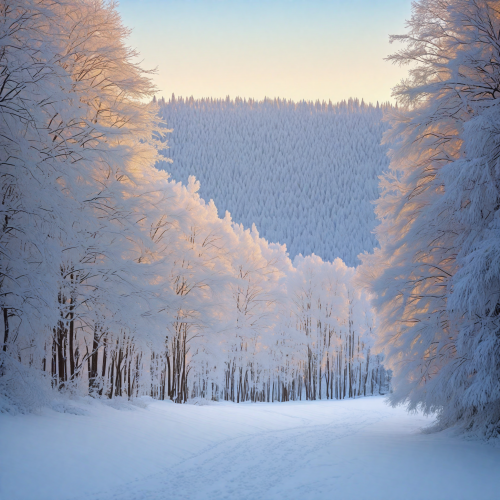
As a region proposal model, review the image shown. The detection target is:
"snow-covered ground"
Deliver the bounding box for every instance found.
[1,397,499,500]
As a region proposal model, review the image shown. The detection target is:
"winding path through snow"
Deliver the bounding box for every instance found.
[1,397,500,500]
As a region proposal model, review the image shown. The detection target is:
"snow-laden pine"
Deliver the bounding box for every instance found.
[361,0,500,438]
[156,96,391,266]
[0,0,388,412]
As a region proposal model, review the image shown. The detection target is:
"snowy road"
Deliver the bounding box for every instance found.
[2,397,500,500]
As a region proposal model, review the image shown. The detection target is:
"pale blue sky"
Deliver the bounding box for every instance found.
[118,0,412,104]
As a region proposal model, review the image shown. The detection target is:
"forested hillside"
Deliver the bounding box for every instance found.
[156,96,391,266]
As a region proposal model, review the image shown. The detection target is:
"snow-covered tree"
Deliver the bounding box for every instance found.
[362,0,500,437]
[0,0,161,407]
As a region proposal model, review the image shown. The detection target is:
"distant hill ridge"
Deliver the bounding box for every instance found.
[157,95,392,266]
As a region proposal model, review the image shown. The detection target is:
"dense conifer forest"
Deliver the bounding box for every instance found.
[156,96,391,266]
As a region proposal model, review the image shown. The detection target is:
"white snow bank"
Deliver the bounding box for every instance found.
[1,397,499,500]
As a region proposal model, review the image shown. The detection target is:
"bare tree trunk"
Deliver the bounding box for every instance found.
[89,327,100,392]
[1,306,10,361]
[56,323,67,388]
[99,338,107,396]
[108,353,115,399]
[2,307,9,353]
[166,352,172,399]
[68,298,75,380]
[325,355,330,399]
[363,349,370,396]
[181,328,187,403]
